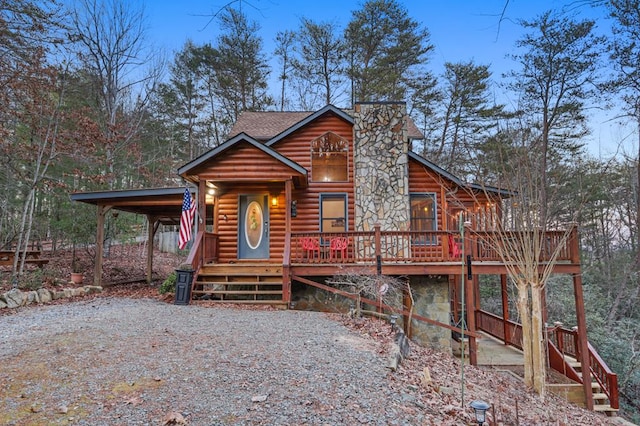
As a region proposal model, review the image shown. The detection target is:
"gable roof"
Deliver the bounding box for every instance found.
[266,104,354,147]
[228,104,424,143]
[177,132,307,182]
[228,111,314,141]
[408,151,513,197]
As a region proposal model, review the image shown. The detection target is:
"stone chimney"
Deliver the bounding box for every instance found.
[353,102,410,232]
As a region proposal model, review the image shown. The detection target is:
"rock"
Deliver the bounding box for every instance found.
[84,285,102,295]
[439,386,455,395]
[52,290,66,300]
[162,411,186,425]
[3,288,26,308]
[251,394,268,403]
[26,290,39,305]
[0,299,7,309]
[71,287,85,297]
[37,288,52,303]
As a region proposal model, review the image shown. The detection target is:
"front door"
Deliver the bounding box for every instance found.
[238,194,269,259]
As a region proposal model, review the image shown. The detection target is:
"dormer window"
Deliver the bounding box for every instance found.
[311,132,348,182]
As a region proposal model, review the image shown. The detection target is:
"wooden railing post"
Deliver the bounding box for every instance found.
[555,324,564,354]
[374,223,381,274]
[569,224,580,264]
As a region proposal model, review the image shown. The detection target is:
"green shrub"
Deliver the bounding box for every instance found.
[18,270,44,291]
[159,271,177,294]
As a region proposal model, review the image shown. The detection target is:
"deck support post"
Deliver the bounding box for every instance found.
[501,274,509,344]
[574,273,593,410]
[374,223,381,274]
[464,262,478,365]
[145,215,157,284]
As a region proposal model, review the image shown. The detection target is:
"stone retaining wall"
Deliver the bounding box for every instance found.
[0,286,103,309]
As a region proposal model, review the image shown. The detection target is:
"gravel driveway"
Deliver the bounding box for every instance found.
[0,297,421,425]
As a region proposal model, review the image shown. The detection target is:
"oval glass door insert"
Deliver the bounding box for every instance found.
[245,201,263,249]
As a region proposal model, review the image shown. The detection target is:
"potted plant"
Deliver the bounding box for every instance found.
[174,263,194,305]
[70,258,83,285]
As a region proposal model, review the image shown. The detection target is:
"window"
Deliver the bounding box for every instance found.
[320,194,347,233]
[311,132,348,182]
[411,193,437,244]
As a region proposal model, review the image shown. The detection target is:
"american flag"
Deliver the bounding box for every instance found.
[178,188,197,250]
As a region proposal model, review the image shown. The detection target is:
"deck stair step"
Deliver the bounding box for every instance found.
[191,263,284,304]
[593,404,619,413]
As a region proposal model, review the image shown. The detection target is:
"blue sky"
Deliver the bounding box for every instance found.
[143,0,623,156]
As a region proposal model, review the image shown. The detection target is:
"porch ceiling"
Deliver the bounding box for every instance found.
[70,187,188,225]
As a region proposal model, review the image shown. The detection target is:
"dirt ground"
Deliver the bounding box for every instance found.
[0,243,182,298]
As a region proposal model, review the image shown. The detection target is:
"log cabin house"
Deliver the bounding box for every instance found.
[72,102,618,414]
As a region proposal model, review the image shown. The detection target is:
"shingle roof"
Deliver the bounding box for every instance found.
[228,108,425,141]
[228,111,314,141]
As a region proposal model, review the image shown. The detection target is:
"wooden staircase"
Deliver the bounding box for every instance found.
[567,356,619,415]
[191,263,285,305]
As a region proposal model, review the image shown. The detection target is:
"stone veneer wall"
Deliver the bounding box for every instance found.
[409,275,451,352]
[353,103,410,232]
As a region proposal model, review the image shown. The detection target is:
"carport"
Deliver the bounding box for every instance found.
[70,187,195,287]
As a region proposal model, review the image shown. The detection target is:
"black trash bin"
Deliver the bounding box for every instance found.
[174,268,194,305]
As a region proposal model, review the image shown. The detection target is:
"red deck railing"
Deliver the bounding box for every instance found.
[547,324,619,409]
[290,226,577,264]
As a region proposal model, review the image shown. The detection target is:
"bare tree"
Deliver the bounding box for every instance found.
[71,0,159,189]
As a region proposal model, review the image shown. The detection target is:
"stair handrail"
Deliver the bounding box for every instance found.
[548,323,618,409]
[547,339,583,383]
[185,230,204,271]
[587,341,619,409]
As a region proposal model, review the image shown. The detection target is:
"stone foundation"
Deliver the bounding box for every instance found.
[408,275,451,352]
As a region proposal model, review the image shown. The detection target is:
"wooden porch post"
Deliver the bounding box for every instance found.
[501,274,509,345]
[374,223,381,274]
[213,194,219,233]
[574,273,594,410]
[145,216,159,284]
[282,179,293,304]
[94,204,110,287]
[198,180,205,229]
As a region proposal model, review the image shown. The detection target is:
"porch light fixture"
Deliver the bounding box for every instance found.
[469,400,490,425]
[271,196,278,207]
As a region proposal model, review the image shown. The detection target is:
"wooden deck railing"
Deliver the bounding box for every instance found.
[547,324,619,409]
[478,312,618,410]
[186,231,219,272]
[476,310,524,350]
[290,225,577,264]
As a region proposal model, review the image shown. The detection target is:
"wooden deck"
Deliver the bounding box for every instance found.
[476,332,525,366]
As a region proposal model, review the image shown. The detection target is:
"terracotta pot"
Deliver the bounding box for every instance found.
[70,272,83,285]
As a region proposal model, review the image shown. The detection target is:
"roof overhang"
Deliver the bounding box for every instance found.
[70,187,191,225]
[178,133,308,187]
[408,151,514,197]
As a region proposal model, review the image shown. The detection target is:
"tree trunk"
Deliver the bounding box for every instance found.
[531,283,547,398]
[516,283,534,387]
